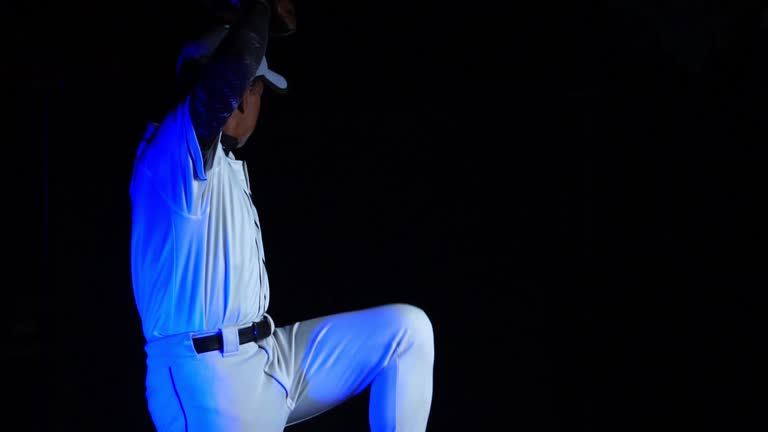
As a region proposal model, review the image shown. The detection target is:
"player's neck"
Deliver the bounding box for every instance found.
[221,133,239,155]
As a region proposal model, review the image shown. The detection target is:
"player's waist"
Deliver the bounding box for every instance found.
[144,314,275,362]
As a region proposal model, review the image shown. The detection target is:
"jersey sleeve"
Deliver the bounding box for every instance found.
[130,96,210,217]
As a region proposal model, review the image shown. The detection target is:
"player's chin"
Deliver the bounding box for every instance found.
[237,132,255,149]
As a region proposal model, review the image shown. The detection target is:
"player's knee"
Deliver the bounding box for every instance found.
[391,303,434,357]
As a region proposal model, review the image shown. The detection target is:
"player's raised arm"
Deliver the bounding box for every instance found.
[185,0,272,154]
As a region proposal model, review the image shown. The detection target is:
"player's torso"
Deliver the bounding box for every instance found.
[192,144,270,328]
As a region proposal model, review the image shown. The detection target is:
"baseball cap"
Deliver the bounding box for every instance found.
[254,56,287,92]
[175,24,288,93]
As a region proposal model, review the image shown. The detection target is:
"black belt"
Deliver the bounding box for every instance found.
[192,319,273,354]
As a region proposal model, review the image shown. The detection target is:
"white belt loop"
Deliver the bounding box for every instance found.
[263,313,275,336]
[220,326,240,358]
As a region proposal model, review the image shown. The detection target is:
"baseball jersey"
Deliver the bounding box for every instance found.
[130,96,270,342]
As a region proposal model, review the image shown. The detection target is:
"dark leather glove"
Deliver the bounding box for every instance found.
[199,0,296,37]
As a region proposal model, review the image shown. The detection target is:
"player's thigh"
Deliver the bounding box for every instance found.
[276,303,431,425]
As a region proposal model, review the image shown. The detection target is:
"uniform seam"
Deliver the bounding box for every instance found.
[168,366,189,432]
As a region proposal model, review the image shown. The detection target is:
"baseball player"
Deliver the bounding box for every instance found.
[129,1,435,430]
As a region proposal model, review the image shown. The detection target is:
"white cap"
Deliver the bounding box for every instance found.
[255,56,288,92]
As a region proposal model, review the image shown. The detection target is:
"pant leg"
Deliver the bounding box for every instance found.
[145,332,290,432]
[273,303,435,431]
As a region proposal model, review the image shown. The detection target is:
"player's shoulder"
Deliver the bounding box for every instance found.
[134,101,189,160]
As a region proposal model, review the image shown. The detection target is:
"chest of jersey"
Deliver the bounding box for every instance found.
[191,146,269,324]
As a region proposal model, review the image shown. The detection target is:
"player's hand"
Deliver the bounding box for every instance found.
[203,0,296,36]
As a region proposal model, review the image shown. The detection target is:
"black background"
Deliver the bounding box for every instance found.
[16,0,768,430]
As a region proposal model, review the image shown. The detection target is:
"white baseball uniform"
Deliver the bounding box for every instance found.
[129,94,435,431]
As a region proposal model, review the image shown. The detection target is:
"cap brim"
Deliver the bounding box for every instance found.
[256,57,288,93]
[262,69,288,93]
